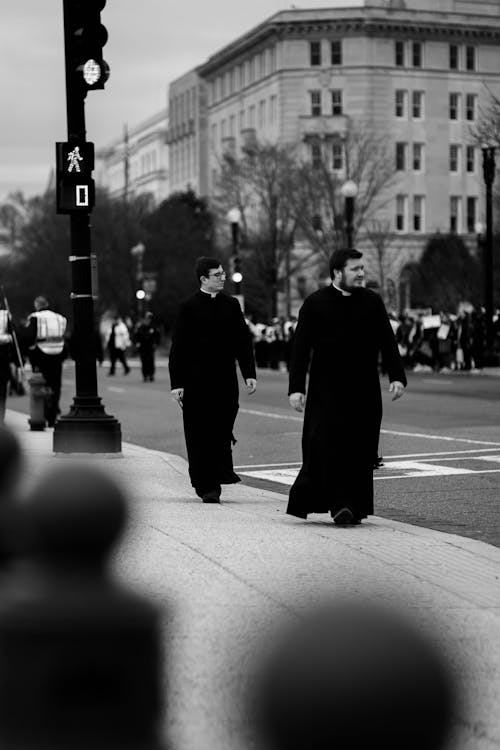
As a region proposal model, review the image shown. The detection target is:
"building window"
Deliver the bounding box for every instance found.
[332,141,343,170]
[467,197,477,233]
[413,195,424,232]
[239,109,245,131]
[259,99,266,129]
[260,52,266,78]
[221,119,227,139]
[412,91,424,119]
[450,196,462,233]
[311,141,322,168]
[211,123,217,147]
[395,90,407,118]
[331,89,343,115]
[395,40,405,67]
[466,145,476,173]
[310,41,321,66]
[449,93,460,120]
[310,90,322,116]
[466,45,476,71]
[270,46,277,72]
[229,114,236,137]
[412,41,422,68]
[270,94,277,125]
[413,143,424,171]
[450,144,461,173]
[331,40,342,65]
[249,105,256,128]
[249,58,255,84]
[466,94,477,121]
[396,195,407,231]
[396,142,408,171]
[449,44,459,70]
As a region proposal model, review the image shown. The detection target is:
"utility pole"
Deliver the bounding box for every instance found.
[54,0,121,453]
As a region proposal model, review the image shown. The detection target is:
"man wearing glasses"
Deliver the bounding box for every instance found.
[169,257,257,503]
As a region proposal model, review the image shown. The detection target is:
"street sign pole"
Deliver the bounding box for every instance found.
[53,0,121,453]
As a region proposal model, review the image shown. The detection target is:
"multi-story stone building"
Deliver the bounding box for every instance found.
[175,0,500,312]
[96,109,169,204]
[166,69,209,196]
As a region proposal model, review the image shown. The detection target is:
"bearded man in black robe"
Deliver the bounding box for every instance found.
[169,257,257,504]
[287,248,406,525]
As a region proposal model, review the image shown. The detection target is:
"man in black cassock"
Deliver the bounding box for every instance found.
[288,248,406,525]
[169,257,257,504]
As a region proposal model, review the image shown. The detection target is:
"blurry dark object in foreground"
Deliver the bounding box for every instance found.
[0,426,22,567]
[253,599,457,750]
[0,463,166,750]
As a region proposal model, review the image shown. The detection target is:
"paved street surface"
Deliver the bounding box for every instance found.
[8,358,500,546]
[5,394,500,750]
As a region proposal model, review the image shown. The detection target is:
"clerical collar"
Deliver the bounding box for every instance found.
[200,288,218,299]
[332,282,351,297]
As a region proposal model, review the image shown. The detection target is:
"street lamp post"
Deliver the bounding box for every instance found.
[131,242,145,318]
[482,145,496,363]
[227,208,243,307]
[340,180,358,249]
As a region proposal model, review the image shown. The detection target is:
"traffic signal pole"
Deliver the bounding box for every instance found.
[53,0,121,453]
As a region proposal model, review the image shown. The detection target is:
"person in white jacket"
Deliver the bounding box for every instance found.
[106,315,131,375]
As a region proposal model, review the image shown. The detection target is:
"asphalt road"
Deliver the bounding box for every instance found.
[8,360,500,547]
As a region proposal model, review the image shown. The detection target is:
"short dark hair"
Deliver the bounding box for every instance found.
[195,256,222,284]
[329,248,363,279]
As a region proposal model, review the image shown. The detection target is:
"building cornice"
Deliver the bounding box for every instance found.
[197,10,500,77]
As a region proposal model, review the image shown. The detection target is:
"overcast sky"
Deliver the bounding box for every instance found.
[0,1,364,201]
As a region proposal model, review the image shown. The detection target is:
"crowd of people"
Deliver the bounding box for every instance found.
[389,305,500,374]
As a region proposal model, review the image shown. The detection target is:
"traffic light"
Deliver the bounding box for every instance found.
[64,0,110,94]
[56,140,95,213]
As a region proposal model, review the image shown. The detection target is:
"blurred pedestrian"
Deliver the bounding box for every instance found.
[288,248,406,525]
[169,257,257,503]
[106,315,131,376]
[0,303,15,424]
[134,312,160,382]
[25,296,67,427]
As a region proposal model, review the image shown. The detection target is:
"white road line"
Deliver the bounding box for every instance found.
[380,429,500,446]
[240,408,500,447]
[374,468,500,480]
[235,461,301,470]
[240,408,302,422]
[423,379,454,385]
[107,386,125,393]
[384,448,500,459]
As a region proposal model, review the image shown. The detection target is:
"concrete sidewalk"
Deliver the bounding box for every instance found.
[4,408,500,750]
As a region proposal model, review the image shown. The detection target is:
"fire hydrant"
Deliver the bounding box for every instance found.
[28,372,48,431]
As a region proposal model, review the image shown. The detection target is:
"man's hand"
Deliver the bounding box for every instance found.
[246,378,257,395]
[289,392,305,412]
[171,388,184,408]
[389,381,405,401]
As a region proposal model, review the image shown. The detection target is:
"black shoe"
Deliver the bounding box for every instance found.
[373,455,384,469]
[202,489,221,503]
[332,507,354,525]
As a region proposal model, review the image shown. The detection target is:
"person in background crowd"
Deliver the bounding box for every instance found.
[0,303,14,424]
[287,248,406,526]
[470,308,486,372]
[25,296,67,427]
[253,321,269,369]
[169,257,257,504]
[283,315,298,372]
[107,315,131,376]
[134,312,161,382]
[456,309,473,372]
[436,312,456,373]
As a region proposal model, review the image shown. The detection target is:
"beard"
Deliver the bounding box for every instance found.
[339,276,364,293]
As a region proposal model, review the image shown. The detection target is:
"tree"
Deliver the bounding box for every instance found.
[364,219,400,309]
[410,233,481,311]
[291,122,396,261]
[141,189,214,330]
[213,140,312,319]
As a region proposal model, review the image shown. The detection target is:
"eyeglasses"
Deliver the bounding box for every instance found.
[209,271,226,278]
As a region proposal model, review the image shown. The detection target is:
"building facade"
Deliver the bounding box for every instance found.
[96,109,169,204]
[166,69,209,196]
[186,0,500,312]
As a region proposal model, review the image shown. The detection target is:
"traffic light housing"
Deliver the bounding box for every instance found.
[230,255,243,284]
[64,0,110,94]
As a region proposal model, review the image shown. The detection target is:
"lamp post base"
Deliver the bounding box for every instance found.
[53,397,122,453]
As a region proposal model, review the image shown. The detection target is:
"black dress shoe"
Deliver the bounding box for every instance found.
[202,490,221,503]
[373,455,384,469]
[332,507,354,525]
